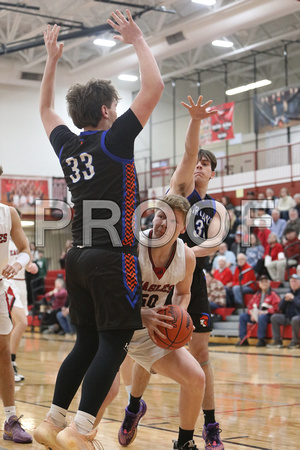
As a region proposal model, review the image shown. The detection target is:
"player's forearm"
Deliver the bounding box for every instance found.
[40,57,58,117]
[172,293,190,310]
[185,118,201,158]
[134,37,164,100]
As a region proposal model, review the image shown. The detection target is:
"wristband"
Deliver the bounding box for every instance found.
[15,252,30,269]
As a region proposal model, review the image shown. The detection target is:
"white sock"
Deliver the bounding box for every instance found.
[49,404,67,428]
[74,410,96,435]
[4,406,16,421]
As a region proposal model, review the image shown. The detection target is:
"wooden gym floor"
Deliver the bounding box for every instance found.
[0,333,299,449]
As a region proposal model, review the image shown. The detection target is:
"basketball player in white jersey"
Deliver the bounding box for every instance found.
[0,167,33,443]
[4,234,38,382]
[94,195,205,450]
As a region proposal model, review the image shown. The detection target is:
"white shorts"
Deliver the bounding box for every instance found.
[0,283,13,335]
[128,328,173,374]
[3,278,28,315]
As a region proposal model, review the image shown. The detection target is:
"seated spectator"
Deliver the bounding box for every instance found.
[224,208,241,249]
[267,274,300,348]
[246,233,265,271]
[270,208,286,241]
[277,187,296,220]
[255,192,266,210]
[212,242,236,274]
[256,220,271,249]
[41,278,68,334]
[59,239,72,269]
[264,188,278,215]
[241,190,256,219]
[284,207,300,236]
[56,298,76,336]
[256,232,284,278]
[293,193,300,217]
[229,253,256,308]
[205,271,226,311]
[220,195,234,211]
[235,275,280,347]
[230,230,247,257]
[266,228,300,282]
[214,256,233,286]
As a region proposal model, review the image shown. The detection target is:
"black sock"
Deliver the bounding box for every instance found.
[128,395,142,414]
[177,428,194,447]
[203,409,216,426]
[11,354,16,362]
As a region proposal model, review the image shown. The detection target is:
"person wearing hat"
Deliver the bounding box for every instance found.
[235,275,280,347]
[267,274,300,348]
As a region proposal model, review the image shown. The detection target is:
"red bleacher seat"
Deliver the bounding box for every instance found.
[214,307,235,321]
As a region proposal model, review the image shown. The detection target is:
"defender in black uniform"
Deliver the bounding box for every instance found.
[34,9,164,450]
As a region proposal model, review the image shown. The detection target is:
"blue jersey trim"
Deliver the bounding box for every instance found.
[122,254,140,308]
[58,145,64,162]
[101,130,134,164]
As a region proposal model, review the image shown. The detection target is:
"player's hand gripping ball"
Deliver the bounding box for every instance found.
[152,304,193,350]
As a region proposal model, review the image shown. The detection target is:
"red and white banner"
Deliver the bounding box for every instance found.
[200,102,235,144]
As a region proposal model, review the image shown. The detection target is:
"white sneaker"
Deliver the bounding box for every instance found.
[12,362,24,382]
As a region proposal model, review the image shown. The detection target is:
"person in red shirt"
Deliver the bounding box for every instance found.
[267,228,300,282]
[235,275,280,347]
[214,256,233,286]
[230,253,257,307]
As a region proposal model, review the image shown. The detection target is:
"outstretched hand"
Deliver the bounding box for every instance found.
[44,24,64,60]
[107,9,143,45]
[181,95,218,121]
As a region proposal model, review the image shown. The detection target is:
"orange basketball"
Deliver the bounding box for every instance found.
[152,304,193,350]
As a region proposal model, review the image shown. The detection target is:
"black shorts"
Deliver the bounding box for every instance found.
[165,266,212,333]
[66,247,143,331]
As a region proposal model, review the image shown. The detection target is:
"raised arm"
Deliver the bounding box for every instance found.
[169,95,217,197]
[40,24,65,138]
[108,9,164,127]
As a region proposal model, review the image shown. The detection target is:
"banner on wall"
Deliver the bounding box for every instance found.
[254,86,300,133]
[200,102,235,145]
[0,177,49,215]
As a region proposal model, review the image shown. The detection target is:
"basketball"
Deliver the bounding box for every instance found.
[152,304,193,350]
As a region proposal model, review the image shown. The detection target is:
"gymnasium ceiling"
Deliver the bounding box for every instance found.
[1,0,300,91]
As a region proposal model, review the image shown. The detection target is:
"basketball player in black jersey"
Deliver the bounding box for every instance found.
[34,9,164,450]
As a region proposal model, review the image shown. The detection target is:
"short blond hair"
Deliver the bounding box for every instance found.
[160,194,191,222]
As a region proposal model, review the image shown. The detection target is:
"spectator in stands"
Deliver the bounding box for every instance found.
[285,207,300,236]
[214,256,233,286]
[293,193,300,217]
[29,242,39,261]
[59,239,72,269]
[266,228,300,282]
[212,242,236,274]
[257,232,284,278]
[267,274,300,348]
[277,187,296,220]
[270,208,286,241]
[235,275,280,347]
[230,253,256,308]
[56,298,76,336]
[246,233,265,271]
[265,187,278,214]
[220,195,234,211]
[256,219,271,249]
[241,190,256,219]
[224,208,241,249]
[36,250,47,278]
[41,278,68,334]
[255,192,266,210]
[230,230,247,257]
[205,271,226,311]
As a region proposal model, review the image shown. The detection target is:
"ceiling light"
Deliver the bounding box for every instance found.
[118,74,138,82]
[212,40,233,48]
[192,0,216,5]
[21,220,34,227]
[226,79,272,96]
[93,38,116,47]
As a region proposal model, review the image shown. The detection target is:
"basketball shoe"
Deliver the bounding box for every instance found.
[173,439,199,449]
[3,415,32,443]
[202,423,224,449]
[56,422,103,449]
[33,414,64,449]
[12,361,25,382]
[118,399,147,446]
